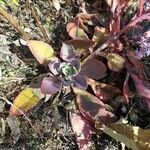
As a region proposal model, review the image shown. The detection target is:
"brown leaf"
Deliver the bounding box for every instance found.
[73,88,116,124]
[88,79,121,101]
[70,112,93,150]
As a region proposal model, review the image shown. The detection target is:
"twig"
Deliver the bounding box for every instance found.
[30,6,50,43]
[0,7,30,40]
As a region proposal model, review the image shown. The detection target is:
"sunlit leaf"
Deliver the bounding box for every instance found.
[80,58,106,80]
[88,79,121,101]
[70,112,93,150]
[73,88,116,124]
[9,88,41,116]
[41,77,62,95]
[107,53,125,72]
[96,122,150,150]
[60,43,76,61]
[65,39,95,53]
[27,40,56,64]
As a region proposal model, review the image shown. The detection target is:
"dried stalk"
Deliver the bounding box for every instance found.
[0,7,30,40]
[30,7,50,43]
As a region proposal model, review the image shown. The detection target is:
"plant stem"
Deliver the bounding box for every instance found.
[0,7,30,40]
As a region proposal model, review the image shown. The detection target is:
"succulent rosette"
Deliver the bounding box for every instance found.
[41,43,106,95]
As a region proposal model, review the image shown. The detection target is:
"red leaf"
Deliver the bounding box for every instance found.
[73,88,116,124]
[70,112,93,150]
[88,79,121,101]
[80,58,106,80]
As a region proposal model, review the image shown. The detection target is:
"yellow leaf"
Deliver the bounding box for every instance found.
[9,88,41,116]
[27,40,56,64]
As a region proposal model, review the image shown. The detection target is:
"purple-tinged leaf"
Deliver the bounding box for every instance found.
[73,88,116,124]
[70,58,81,71]
[41,77,62,95]
[60,43,76,61]
[65,39,95,53]
[70,112,93,150]
[73,74,87,90]
[80,58,106,80]
[88,79,121,101]
[48,59,60,75]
